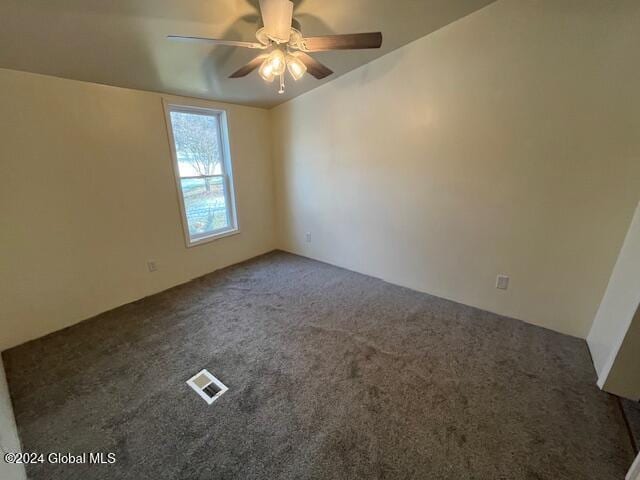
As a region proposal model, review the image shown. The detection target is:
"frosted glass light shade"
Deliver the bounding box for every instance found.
[258,58,276,82]
[286,54,307,80]
[269,49,286,76]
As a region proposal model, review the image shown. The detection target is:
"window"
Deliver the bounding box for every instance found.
[164,101,238,246]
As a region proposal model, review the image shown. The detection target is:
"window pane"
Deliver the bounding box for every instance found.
[169,111,223,177]
[180,177,230,237]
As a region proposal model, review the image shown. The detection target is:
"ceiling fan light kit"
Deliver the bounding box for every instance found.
[168,0,382,94]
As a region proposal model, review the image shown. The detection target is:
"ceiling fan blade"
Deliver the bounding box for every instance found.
[293,52,333,80]
[167,35,266,49]
[229,54,269,78]
[303,32,383,52]
[259,0,293,43]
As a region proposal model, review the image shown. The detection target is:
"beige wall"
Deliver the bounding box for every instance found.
[0,358,26,480]
[0,68,276,351]
[271,0,640,338]
[588,202,640,398]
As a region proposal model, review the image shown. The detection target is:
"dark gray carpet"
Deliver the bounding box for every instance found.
[622,399,640,452]
[3,251,635,479]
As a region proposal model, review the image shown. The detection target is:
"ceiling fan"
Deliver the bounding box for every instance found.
[168,0,383,94]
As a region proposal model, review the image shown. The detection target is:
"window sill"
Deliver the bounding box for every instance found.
[187,228,240,248]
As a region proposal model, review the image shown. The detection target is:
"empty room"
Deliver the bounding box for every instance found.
[1,1,640,479]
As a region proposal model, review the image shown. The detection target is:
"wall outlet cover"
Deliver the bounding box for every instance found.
[496,274,510,290]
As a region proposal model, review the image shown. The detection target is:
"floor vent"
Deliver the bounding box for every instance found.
[187,369,228,405]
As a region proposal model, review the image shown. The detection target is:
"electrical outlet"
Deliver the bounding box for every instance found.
[305,232,311,243]
[496,274,509,290]
[147,260,158,273]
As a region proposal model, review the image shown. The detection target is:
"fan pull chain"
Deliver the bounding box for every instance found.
[278,74,285,94]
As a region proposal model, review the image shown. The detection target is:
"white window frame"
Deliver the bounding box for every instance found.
[163,98,239,247]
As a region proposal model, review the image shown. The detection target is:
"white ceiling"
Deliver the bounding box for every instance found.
[0,0,495,108]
